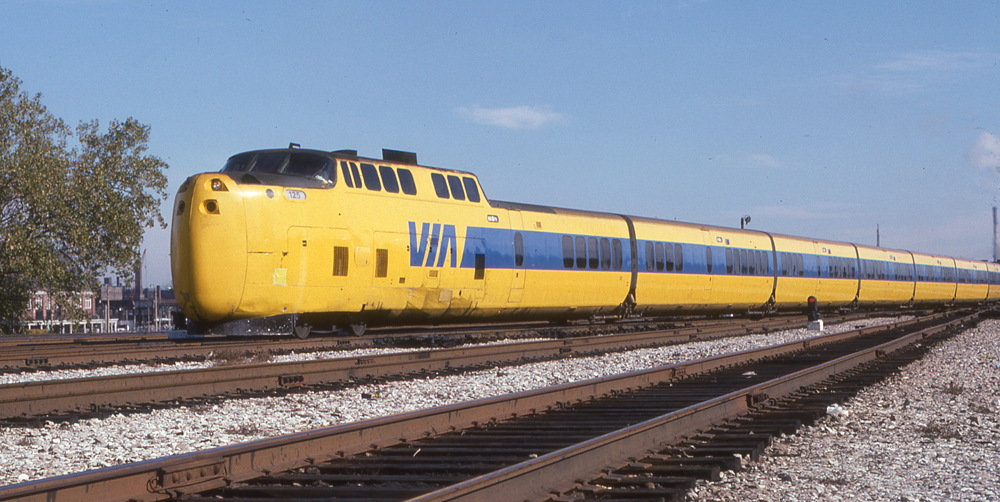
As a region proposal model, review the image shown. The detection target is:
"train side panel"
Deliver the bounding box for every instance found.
[808,239,859,309]
[987,262,1000,302]
[954,259,989,304]
[911,252,958,305]
[507,207,631,318]
[855,245,915,307]
[630,220,772,313]
[771,235,820,310]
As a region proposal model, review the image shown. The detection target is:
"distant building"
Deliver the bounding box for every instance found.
[19,278,179,334]
[22,290,103,333]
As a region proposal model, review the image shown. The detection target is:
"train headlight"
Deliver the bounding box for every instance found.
[210,179,228,192]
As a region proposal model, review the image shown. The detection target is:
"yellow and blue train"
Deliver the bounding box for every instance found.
[170,145,1000,336]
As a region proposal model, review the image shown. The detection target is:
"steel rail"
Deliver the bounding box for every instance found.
[0,311,964,502]
[0,312,829,419]
[0,311,881,371]
[407,312,973,502]
[0,336,363,371]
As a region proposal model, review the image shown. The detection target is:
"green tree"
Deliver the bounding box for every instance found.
[0,66,168,332]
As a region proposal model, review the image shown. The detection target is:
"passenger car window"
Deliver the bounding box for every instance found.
[612,239,623,271]
[514,232,524,267]
[360,163,381,191]
[588,237,599,269]
[655,242,665,272]
[645,242,655,272]
[726,248,733,274]
[706,247,713,274]
[431,173,449,198]
[379,165,399,193]
[665,243,674,272]
[463,177,480,202]
[349,163,362,188]
[600,238,612,270]
[447,175,466,201]
[674,244,683,272]
[397,168,417,195]
[576,237,587,269]
[562,236,574,269]
[340,161,354,188]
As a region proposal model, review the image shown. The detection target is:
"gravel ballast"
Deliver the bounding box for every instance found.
[1,315,988,498]
[687,318,1000,502]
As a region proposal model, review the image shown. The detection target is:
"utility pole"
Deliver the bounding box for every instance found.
[993,206,998,263]
[154,286,160,332]
[877,225,880,247]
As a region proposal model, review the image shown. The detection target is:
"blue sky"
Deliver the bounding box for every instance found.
[3,1,1000,287]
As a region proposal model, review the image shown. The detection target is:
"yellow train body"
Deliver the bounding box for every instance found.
[170,146,998,334]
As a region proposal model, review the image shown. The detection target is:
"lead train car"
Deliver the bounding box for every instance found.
[170,146,999,336]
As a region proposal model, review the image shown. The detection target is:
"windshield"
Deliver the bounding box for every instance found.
[222,151,336,184]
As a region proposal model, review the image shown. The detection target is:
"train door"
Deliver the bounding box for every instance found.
[277,226,353,314]
[283,226,352,289]
[509,211,526,303]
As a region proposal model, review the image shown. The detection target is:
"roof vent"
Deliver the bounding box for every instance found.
[288,142,301,149]
[382,149,417,165]
[331,149,358,157]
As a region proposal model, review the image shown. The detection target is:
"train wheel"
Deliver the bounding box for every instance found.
[348,323,366,337]
[293,324,311,339]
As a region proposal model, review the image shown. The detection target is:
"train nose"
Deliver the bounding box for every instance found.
[170,173,248,324]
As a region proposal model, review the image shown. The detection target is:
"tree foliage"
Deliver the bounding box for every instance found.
[0,66,169,331]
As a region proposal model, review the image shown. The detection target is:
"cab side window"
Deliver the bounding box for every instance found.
[463,177,481,202]
[431,173,449,199]
[360,163,381,191]
[379,165,399,193]
[398,168,417,195]
[447,175,466,201]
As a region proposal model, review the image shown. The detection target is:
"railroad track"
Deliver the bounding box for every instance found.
[0,335,363,374]
[0,311,887,374]
[0,312,832,420]
[0,309,979,502]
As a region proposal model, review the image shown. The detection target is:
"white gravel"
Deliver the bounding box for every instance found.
[687,318,1000,502]
[0,347,433,386]
[0,316,929,489]
[0,337,545,386]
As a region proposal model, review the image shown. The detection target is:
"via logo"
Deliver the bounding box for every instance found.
[409,222,458,267]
